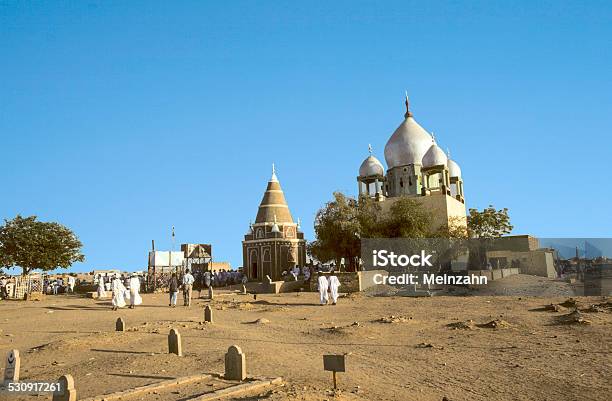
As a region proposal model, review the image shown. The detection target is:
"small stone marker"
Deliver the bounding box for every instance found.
[323,354,346,390]
[52,374,76,401]
[116,317,125,332]
[168,328,182,356]
[224,345,246,381]
[208,286,214,300]
[204,305,213,323]
[3,349,20,384]
[241,284,247,295]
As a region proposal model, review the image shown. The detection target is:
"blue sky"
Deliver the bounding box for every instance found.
[1,1,611,273]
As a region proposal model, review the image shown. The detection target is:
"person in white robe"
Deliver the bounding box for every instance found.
[317,272,329,305]
[291,265,300,281]
[302,265,311,281]
[328,271,341,305]
[111,274,127,310]
[97,275,107,299]
[128,274,142,309]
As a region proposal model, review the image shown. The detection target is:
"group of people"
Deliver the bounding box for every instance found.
[96,273,142,310]
[283,265,311,282]
[198,269,246,288]
[43,275,76,295]
[168,269,195,307]
[317,271,341,305]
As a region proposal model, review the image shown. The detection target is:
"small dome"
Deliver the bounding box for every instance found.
[384,97,433,168]
[422,140,448,168]
[448,158,462,178]
[359,155,384,177]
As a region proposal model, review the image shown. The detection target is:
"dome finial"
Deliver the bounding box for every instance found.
[368,144,373,155]
[404,91,413,118]
[431,131,436,143]
[271,163,278,182]
[446,147,451,158]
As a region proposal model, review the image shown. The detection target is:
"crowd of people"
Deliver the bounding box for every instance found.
[43,276,77,295]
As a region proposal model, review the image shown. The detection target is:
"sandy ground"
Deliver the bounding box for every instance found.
[0,275,610,401]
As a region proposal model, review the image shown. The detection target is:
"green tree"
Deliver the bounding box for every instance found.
[0,215,85,275]
[466,206,513,268]
[379,196,432,238]
[309,192,361,271]
[309,193,440,270]
[467,206,513,238]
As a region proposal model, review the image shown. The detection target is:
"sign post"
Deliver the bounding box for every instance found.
[323,354,346,390]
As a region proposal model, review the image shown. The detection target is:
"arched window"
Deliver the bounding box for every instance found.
[263,249,271,262]
[256,228,264,239]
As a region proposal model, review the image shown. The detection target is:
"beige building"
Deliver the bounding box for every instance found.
[486,235,557,278]
[242,166,306,281]
[357,95,467,232]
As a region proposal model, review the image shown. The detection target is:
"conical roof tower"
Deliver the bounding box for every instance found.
[255,164,294,224]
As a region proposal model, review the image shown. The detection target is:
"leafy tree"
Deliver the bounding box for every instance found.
[0,215,85,275]
[379,196,432,238]
[310,193,442,270]
[467,206,513,238]
[309,192,361,271]
[466,206,513,268]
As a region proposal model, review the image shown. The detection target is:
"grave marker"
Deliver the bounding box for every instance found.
[204,305,213,323]
[168,328,182,356]
[323,354,346,390]
[208,286,214,300]
[116,317,125,332]
[241,284,247,295]
[224,345,246,381]
[52,374,76,401]
[3,349,20,384]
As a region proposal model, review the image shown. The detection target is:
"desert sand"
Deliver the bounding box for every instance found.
[0,275,610,401]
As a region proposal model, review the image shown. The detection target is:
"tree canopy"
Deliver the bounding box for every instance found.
[467,206,513,239]
[0,215,85,275]
[309,192,450,270]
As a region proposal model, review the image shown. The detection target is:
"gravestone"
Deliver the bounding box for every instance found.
[204,305,213,323]
[224,345,246,381]
[3,349,20,384]
[323,354,346,390]
[241,284,247,295]
[168,328,182,356]
[208,286,214,300]
[116,317,125,331]
[52,374,76,401]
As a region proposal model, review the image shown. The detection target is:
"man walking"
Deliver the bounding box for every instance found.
[328,270,341,305]
[317,272,329,306]
[182,269,195,307]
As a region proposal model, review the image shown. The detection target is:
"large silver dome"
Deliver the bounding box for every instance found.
[384,108,433,168]
[422,140,448,168]
[359,155,384,177]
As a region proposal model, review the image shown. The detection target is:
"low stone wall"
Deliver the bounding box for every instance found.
[467,267,520,287]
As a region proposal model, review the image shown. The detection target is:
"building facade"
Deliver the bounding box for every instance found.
[357,95,467,231]
[242,166,306,281]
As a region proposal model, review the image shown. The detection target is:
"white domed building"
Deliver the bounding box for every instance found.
[357,95,466,231]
